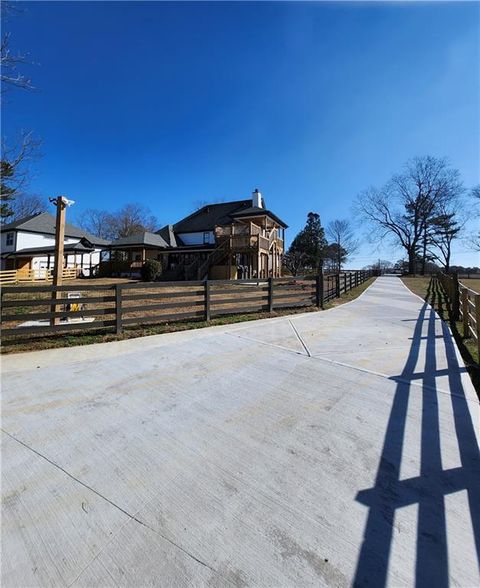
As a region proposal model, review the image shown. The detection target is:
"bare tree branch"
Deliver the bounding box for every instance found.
[356,156,465,274]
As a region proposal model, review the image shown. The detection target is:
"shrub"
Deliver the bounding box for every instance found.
[140,259,162,282]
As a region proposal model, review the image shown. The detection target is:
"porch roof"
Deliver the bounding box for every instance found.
[230,207,288,228]
[109,232,169,249]
[2,241,97,259]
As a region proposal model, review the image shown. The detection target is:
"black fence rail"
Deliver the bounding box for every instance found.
[1,270,374,345]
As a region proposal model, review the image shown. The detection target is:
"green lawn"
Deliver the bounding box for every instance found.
[459,278,480,294]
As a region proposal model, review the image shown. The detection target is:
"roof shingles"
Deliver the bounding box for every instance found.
[0,212,110,246]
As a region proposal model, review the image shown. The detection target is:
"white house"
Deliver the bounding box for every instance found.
[0,212,110,276]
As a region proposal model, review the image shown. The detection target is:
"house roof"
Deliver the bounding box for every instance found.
[2,240,97,258]
[172,200,252,233]
[171,199,288,233]
[110,231,169,249]
[230,206,288,228]
[156,224,178,247]
[0,212,110,246]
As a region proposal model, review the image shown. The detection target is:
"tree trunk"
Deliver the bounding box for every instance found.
[421,227,427,275]
[408,250,416,275]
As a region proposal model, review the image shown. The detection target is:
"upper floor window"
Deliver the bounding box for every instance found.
[6,232,14,246]
[203,232,210,244]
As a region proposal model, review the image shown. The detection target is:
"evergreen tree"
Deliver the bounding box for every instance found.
[286,212,328,274]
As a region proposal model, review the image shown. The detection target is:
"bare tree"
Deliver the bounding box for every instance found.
[283,249,305,276]
[77,209,116,240]
[1,131,42,221]
[1,3,34,93]
[327,219,358,272]
[9,193,46,220]
[1,3,40,221]
[356,156,465,274]
[77,203,159,240]
[110,203,158,238]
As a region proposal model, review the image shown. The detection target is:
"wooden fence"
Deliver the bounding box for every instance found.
[438,272,480,356]
[0,270,373,345]
[0,268,78,285]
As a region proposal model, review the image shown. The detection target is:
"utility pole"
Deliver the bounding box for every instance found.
[50,196,74,325]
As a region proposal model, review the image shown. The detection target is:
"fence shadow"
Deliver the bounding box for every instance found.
[353,291,480,586]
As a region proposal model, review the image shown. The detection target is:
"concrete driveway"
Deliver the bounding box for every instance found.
[2,277,479,587]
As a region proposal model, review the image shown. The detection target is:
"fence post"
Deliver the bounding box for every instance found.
[349,273,352,292]
[115,284,123,335]
[461,288,469,337]
[335,274,340,298]
[316,272,324,308]
[475,294,480,358]
[451,272,460,322]
[204,279,211,321]
[268,277,274,312]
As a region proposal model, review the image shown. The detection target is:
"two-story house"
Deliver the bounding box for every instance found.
[0,213,110,277]
[158,189,287,280]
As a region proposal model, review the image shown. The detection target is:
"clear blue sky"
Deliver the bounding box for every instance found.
[3,1,479,267]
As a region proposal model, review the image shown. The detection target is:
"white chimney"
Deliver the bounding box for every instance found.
[252,188,263,208]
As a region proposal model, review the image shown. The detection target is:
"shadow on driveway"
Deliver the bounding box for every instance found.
[353,288,480,586]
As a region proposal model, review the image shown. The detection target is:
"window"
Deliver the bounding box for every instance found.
[6,232,14,246]
[203,232,210,244]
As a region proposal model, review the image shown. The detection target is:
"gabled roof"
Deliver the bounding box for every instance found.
[110,231,169,248]
[172,200,252,233]
[0,212,110,246]
[171,198,288,233]
[156,224,178,247]
[2,239,97,258]
[231,206,288,228]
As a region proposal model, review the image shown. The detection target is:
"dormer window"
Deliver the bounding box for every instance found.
[6,232,14,246]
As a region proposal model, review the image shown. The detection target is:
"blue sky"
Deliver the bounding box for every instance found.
[3,1,479,267]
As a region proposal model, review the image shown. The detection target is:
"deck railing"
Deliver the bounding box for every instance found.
[0,268,78,285]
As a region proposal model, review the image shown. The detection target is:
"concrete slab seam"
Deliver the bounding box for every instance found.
[309,354,479,404]
[225,331,309,358]
[225,331,478,404]
[1,429,228,584]
[288,319,312,357]
[1,278,377,369]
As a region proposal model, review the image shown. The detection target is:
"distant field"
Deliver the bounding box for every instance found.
[459,278,480,294]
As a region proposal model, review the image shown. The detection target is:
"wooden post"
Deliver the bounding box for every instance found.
[268,277,274,312]
[355,271,358,288]
[204,279,211,321]
[50,197,67,326]
[336,274,340,298]
[316,272,324,308]
[461,288,469,337]
[349,273,352,292]
[451,272,460,322]
[115,284,123,334]
[475,294,480,358]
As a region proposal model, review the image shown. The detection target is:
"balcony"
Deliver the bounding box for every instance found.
[215,226,284,252]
